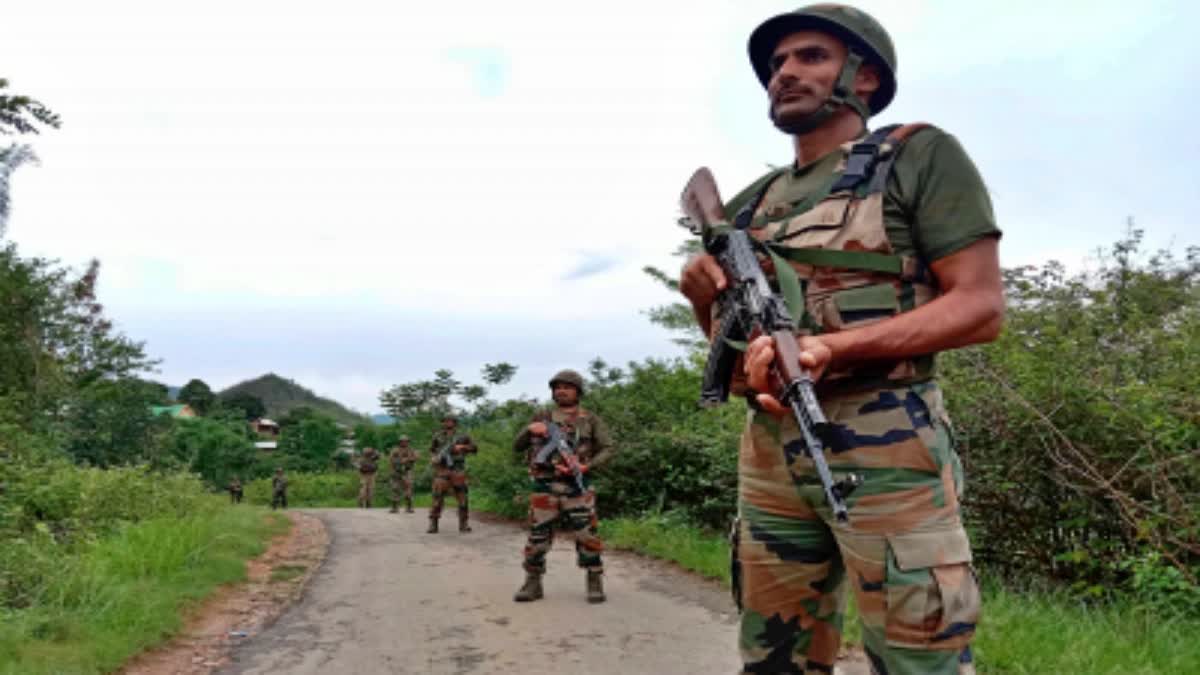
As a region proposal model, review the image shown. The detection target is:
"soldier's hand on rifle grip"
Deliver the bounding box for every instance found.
[528,421,548,437]
[680,254,728,336]
[745,334,834,417]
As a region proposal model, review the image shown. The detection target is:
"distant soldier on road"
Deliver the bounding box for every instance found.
[228,476,243,504]
[389,436,418,513]
[357,446,381,508]
[427,414,478,534]
[271,467,288,510]
[512,369,616,604]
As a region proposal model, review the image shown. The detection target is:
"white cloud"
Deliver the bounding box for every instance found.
[4,0,1198,411]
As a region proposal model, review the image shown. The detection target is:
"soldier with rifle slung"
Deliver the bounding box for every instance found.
[511,369,615,604]
[679,4,1004,673]
[427,413,477,533]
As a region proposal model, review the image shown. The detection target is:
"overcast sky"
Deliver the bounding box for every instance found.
[3,0,1197,414]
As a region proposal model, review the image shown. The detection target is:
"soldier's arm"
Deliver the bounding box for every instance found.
[460,435,478,455]
[586,415,616,471]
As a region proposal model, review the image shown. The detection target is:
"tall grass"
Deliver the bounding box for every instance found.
[0,501,288,675]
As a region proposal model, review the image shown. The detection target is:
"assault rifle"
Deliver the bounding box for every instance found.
[435,437,457,469]
[532,422,586,494]
[679,167,859,521]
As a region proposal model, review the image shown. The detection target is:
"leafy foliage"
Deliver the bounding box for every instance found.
[177,378,216,416]
[942,226,1200,596]
[217,373,367,426]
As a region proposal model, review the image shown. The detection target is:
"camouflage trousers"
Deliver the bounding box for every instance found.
[737,382,980,675]
[524,479,603,574]
[431,469,468,520]
[390,470,413,502]
[358,472,378,506]
[271,489,287,510]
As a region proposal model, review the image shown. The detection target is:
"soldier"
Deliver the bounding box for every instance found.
[388,436,418,513]
[357,445,381,508]
[228,476,243,504]
[427,413,478,533]
[511,369,615,604]
[679,5,1004,674]
[271,467,288,510]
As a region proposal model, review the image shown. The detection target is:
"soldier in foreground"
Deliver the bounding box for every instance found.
[388,436,418,513]
[511,369,615,604]
[227,476,243,504]
[357,445,381,508]
[679,4,1004,673]
[271,467,288,510]
[427,414,478,533]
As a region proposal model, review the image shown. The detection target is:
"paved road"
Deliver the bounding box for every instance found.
[218,508,743,675]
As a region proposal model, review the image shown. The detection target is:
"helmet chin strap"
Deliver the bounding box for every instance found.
[771,50,871,135]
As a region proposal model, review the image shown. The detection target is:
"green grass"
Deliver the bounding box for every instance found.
[0,500,289,675]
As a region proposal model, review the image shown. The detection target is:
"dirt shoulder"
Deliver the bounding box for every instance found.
[119,510,329,675]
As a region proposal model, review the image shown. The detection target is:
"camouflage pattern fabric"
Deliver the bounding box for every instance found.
[429,430,477,520]
[389,446,418,503]
[524,479,603,574]
[430,468,469,520]
[737,381,979,675]
[271,475,288,510]
[513,406,614,574]
[359,447,381,474]
[358,472,378,506]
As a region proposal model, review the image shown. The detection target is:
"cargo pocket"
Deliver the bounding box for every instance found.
[884,528,980,650]
[831,283,898,329]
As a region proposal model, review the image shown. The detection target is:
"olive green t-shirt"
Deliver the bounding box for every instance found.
[726,126,1001,263]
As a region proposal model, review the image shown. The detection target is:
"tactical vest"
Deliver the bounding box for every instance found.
[733,123,938,393]
[528,408,595,476]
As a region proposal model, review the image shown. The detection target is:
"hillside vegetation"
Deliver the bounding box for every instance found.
[219,373,367,426]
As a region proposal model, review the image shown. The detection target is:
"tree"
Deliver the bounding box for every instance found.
[1,78,61,237]
[278,413,342,472]
[481,362,517,386]
[642,239,707,351]
[178,379,216,416]
[221,392,266,421]
[170,417,256,487]
[0,249,156,439]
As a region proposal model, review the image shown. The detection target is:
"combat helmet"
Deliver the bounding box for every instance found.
[749,4,897,127]
[548,369,585,396]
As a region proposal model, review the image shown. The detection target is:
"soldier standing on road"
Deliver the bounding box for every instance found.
[679,5,1004,673]
[357,446,381,508]
[511,369,615,604]
[427,414,478,534]
[389,436,418,513]
[228,476,243,504]
[271,467,288,510]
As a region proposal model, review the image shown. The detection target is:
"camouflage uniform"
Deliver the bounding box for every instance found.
[428,427,478,532]
[389,443,418,513]
[724,6,1001,673]
[271,471,288,510]
[357,447,381,508]
[228,478,243,504]
[513,406,615,577]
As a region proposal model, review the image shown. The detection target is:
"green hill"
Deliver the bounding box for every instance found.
[217,373,368,426]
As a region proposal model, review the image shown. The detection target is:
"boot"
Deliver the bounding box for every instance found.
[427,518,438,534]
[405,498,414,514]
[389,501,398,513]
[458,509,472,533]
[513,573,543,602]
[586,571,606,604]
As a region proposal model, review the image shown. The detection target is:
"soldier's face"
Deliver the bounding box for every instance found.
[441,419,455,430]
[768,31,846,123]
[767,30,879,129]
[552,382,580,407]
